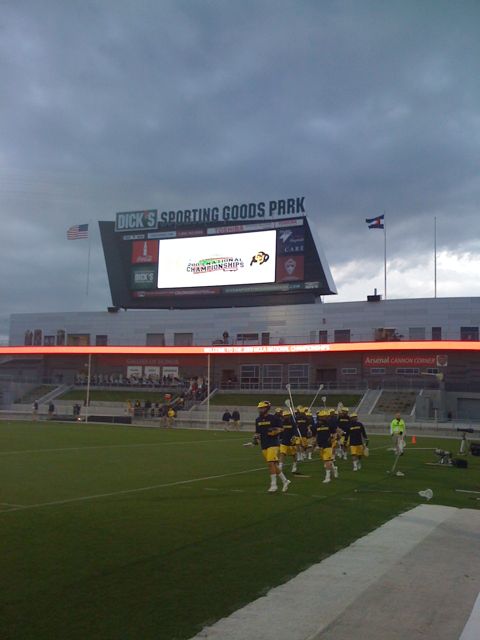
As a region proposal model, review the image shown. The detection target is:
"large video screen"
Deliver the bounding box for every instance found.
[99,216,336,309]
[157,230,276,289]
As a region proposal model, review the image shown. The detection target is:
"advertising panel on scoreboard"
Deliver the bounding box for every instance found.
[156,229,277,289]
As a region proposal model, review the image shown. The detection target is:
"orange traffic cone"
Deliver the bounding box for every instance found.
[411,435,417,445]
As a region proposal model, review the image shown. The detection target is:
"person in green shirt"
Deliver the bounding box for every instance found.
[390,412,406,455]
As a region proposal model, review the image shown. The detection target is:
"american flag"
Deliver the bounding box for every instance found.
[67,224,89,240]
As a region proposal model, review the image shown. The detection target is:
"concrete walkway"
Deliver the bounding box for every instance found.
[191,505,480,640]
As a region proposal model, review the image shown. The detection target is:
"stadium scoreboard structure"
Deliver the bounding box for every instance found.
[100,197,336,309]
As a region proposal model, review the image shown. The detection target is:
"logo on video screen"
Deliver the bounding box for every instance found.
[186,256,244,274]
[250,251,270,266]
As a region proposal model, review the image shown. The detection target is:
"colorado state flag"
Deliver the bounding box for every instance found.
[365,214,384,229]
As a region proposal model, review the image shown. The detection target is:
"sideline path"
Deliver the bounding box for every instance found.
[191,505,480,640]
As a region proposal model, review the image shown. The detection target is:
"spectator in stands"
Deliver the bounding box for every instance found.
[159,403,168,428]
[222,409,232,430]
[144,398,152,418]
[32,400,39,421]
[231,408,241,430]
[48,401,55,419]
[167,405,176,428]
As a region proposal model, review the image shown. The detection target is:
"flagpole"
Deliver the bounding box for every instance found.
[383,211,387,300]
[434,216,437,298]
[86,221,91,296]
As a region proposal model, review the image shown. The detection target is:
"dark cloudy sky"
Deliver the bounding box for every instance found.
[1,0,480,341]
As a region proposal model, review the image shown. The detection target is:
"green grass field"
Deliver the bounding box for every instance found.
[1,421,478,640]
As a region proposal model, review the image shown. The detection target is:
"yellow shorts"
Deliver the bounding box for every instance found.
[318,447,333,462]
[279,444,296,456]
[350,445,364,457]
[262,446,280,462]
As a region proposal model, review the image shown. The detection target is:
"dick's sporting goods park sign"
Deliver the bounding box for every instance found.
[115,197,306,231]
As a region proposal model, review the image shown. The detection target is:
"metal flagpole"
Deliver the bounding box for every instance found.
[434,216,437,298]
[85,353,92,422]
[86,222,92,296]
[206,354,211,430]
[383,212,387,300]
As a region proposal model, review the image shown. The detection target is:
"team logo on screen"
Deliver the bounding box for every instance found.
[250,251,270,266]
[186,256,244,274]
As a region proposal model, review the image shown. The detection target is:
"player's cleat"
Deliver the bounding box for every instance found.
[268,485,278,493]
[322,477,331,483]
[282,479,291,493]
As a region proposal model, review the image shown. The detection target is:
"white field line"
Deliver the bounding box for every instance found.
[0,502,26,508]
[0,442,419,457]
[0,436,244,456]
[0,465,268,514]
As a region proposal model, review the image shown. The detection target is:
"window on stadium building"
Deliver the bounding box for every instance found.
[396,368,420,375]
[426,368,439,375]
[236,333,259,344]
[370,367,386,375]
[67,333,90,346]
[341,368,358,375]
[95,335,108,346]
[432,326,442,340]
[319,330,328,343]
[146,333,165,346]
[262,364,282,389]
[409,327,426,340]
[240,364,260,389]
[334,329,350,343]
[288,364,309,388]
[460,326,479,341]
[174,333,193,346]
[43,335,55,346]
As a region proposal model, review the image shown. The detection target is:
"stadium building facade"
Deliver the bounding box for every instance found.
[7,296,480,395]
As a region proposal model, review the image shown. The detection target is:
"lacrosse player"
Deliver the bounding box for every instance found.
[316,410,338,483]
[254,401,291,493]
[336,407,350,460]
[278,409,297,473]
[347,412,368,471]
[294,405,309,462]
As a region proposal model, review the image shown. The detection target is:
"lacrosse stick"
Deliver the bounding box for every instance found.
[354,488,433,501]
[307,383,324,412]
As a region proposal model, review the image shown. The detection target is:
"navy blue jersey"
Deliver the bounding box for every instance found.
[347,420,367,445]
[295,412,309,437]
[255,414,282,449]
[337,416,350,435]
[327,415,339,432]
[280,414,296,445]
[316,421,332,448]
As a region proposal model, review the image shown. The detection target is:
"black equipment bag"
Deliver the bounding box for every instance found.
[451,458,468,468]
[470,442,480,457]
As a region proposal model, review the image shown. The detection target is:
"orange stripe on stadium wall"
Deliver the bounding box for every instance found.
[0,341,479,356]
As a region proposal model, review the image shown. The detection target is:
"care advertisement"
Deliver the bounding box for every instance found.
[157,230,277,289]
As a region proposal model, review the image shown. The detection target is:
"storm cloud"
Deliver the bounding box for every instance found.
[1,0,479,340]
